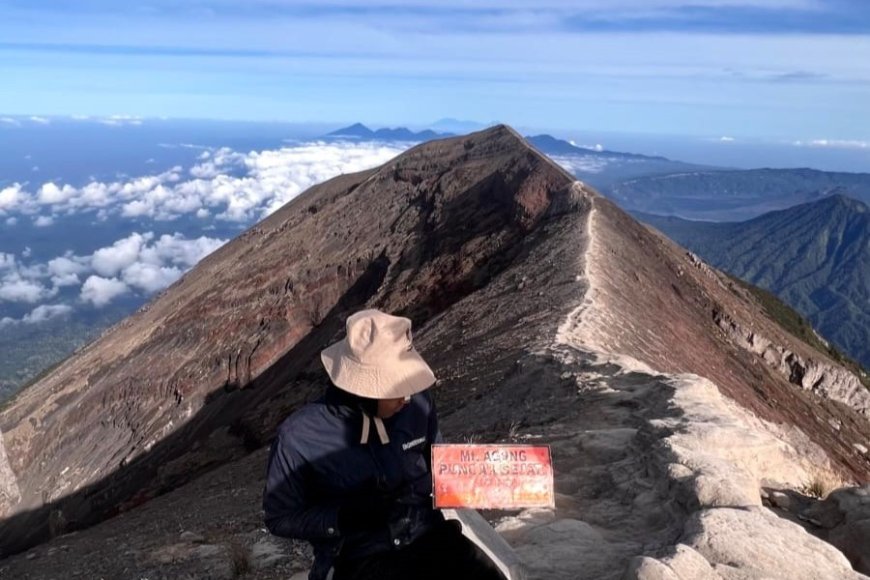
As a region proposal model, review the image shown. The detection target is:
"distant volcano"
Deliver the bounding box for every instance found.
[326,123,450,141]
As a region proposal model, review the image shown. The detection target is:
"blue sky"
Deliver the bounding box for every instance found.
[1,0,869,140]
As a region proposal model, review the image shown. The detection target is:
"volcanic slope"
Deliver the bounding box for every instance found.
[1,126,869,579]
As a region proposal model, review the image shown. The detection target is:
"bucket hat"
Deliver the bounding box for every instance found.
[320,309,436,399]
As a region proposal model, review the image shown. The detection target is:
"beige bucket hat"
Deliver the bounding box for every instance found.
[320,309,436,399]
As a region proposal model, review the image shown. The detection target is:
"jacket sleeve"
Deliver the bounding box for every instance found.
[262,432,341,541]
[428,392,443,444]
[425,391,443,471]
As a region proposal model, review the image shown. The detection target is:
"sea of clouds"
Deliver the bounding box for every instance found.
[0,140,408,325]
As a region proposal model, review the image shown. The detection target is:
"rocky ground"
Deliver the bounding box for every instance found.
[3,345,867,579]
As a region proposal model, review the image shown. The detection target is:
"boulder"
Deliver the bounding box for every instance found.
[684,507,863,580]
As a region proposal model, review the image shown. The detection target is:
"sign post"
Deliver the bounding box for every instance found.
[431,444,554,510]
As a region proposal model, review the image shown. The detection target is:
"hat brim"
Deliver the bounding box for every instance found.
[320,340,436,399]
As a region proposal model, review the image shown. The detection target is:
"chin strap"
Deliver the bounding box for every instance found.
[360,413,390,445]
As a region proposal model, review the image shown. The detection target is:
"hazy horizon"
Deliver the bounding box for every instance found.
[3,1,869,143]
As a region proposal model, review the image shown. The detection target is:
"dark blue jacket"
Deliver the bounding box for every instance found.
[263,386,442,579]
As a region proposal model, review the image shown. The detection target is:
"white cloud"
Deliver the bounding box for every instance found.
[80,275,130,307]
[144,233,226,267]
[5,217,17,226]
[47,255,88,288]
[29,116,50,125]
[22,247,32,258]
[550,155,609,174]
[34,215,54,227]
[90,232,153,277]
[190,161,220,179]
[0,303,73,327]
[85,231,223,290]
[792,139,869,150]
[0,141,405,224]
[0,276,52,303]
[0,184,25,214]
[38,182,77,204]
[47,255,89,277]
[120,199,154,218]
[1,231,226,322]
[720,136,736,142]
[51,273,82,287]
[22,304,73,323]
[98,115,144,127]
[0,117,21,127]
[121,262,183,293]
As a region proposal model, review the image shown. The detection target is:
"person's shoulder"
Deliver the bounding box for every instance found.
[276,398,330,439]
[410,389,436,414]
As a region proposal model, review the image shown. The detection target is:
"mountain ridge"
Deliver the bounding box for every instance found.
[611,167,870,221]
[1,126,868,578]
[326,123,451,141]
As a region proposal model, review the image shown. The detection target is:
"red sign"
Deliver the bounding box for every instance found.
[431,444,554,509]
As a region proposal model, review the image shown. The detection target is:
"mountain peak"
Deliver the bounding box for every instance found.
[0,125,586,555]
[3,128,869,580]
[327,122,374,137]
[820,192,867,211]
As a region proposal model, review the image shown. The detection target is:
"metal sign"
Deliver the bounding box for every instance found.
[431,444,554,510]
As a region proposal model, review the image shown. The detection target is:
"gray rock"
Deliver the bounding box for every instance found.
[713,312,870,415]
[664,544,721,580]
[180,531,205,543]
[829,519,870,575]
[0,430,21,515]
[684,507,862,580]
[804,484,870,529]
[624,544,722,580]
[624,556,680,580]
[250,537,291,570]
[768,491,793,511]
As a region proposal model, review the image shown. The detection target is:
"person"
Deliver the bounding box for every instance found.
[263,309,504,580]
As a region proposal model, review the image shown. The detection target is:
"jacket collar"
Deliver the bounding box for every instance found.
[323,385,390,444]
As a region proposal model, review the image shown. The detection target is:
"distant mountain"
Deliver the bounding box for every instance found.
[525,133,714,189]
[612,167,870,221]
[429,118,488,133]
[637,195,870,369]
[326,123,450,141]
[526,134,668,161]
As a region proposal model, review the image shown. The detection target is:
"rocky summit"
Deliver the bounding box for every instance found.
[1,125,869,579]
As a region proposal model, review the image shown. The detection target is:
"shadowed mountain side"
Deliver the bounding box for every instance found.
[0,125,584,555]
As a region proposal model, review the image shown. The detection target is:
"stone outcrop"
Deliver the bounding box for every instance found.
[801,485,870,574]
[0,431,19,515]
[714,309,870,415]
